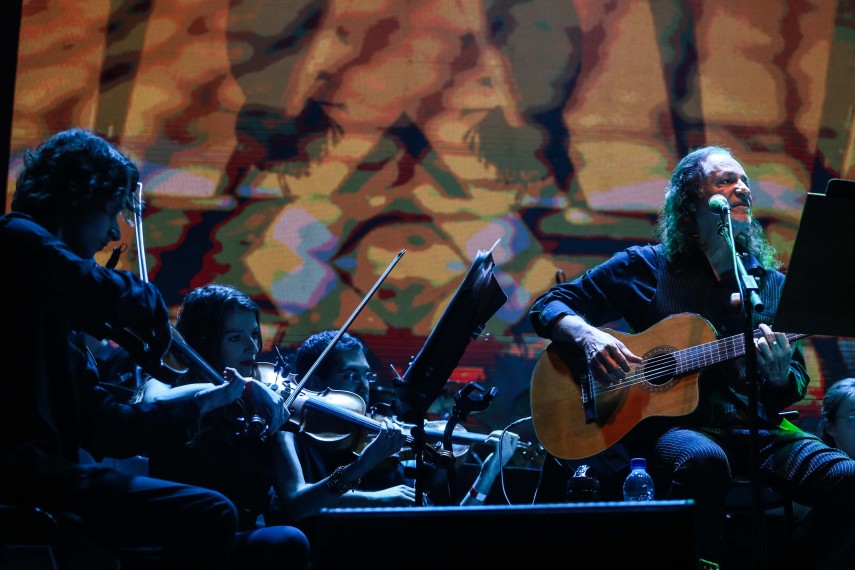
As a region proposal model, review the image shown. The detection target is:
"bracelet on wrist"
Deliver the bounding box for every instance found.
[326,465,361,496]
[468,486,487,502]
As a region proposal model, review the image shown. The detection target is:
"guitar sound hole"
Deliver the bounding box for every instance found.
[638,346,678,393]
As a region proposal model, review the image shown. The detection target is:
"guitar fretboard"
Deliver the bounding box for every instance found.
[676,331,807,375]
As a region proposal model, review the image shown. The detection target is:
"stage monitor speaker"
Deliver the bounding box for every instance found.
[313,500,695,569]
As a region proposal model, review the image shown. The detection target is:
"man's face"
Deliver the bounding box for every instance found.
[62,193,126,258]
[694,152,754,240]
[324,348,373,403]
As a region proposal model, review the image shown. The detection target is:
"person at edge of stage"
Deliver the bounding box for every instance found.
[0,128,240,569]
[131,283,312,568]
[820,377,855,459]
[528,145,855,570]
[265,330,521,532]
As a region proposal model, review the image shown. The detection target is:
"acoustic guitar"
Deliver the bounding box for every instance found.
[529,312,807,460]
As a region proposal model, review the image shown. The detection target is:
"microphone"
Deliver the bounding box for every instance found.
[708,194,731,214]
[105,243,128,269]
[709,193,764,313]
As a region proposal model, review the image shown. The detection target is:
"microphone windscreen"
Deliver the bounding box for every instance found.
[708,194,730,214]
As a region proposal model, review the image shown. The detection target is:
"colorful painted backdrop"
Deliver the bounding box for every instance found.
[7,0,855,440]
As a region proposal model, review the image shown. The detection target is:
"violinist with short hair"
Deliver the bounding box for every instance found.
[265,330,521,531]
[0,128,238,568]
[268,330,416,526]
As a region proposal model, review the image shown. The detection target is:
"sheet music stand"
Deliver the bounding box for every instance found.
[775,178,855,337]
[393,241,508,503]
[394,243,508,423]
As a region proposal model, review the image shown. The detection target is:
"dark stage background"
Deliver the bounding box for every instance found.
[4,0,855,446]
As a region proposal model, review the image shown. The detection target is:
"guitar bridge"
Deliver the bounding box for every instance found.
[580,369,597,424]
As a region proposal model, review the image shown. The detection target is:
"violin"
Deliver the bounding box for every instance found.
[266,249,407,448]
[259,361,387,451]
[258,362,541,462]
[259,363,400,448]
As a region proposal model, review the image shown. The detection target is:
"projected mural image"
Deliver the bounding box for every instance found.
[7,0,855,438]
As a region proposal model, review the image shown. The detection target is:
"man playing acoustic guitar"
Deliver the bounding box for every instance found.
[529,146,855,569]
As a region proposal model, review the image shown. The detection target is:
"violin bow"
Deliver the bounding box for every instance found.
[132,182,149,283]
[128,182,222,385]
[283,249,406,409]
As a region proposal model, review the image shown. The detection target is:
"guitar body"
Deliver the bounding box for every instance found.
[530,313,717,460]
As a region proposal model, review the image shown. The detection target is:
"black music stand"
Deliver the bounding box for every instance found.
[739,178,855,569]
[393,242,508,503]
[759,177,855,568]
[775,178,855,337]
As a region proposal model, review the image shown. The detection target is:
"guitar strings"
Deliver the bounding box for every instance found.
[591,337,739,394]
[589,331,803,396]
[594,341,738,394]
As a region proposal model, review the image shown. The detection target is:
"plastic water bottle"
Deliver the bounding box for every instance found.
[623,457,655,501]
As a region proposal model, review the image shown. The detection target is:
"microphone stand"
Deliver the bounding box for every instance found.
[440,383,497,502]
[716,207,766,570]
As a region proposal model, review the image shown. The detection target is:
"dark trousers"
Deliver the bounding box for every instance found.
[653,426,855,569]
[232,525,310,568]
[4,463,238,569]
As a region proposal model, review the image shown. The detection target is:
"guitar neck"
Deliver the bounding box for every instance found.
[675,330,808,375]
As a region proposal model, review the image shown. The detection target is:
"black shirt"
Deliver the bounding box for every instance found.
[529,243,809,427]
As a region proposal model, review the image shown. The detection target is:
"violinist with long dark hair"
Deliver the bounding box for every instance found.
[132,283,309,568]
[0,128,238,568]
[134,283,415,532]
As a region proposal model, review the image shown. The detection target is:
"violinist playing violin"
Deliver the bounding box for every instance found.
[266,330,416,529]
[265,330,522,533]
[132,283,309,568]
[0,128,239,568]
